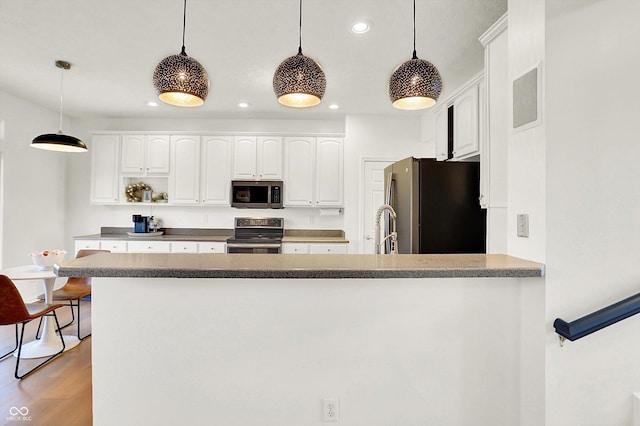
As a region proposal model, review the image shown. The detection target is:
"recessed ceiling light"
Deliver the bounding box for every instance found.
[238,102,249,108]
[351,20,372,34]
[329,104,339,110]
[147,101,159,107]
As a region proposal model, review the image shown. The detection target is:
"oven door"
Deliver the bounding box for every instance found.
[226,243,282,254]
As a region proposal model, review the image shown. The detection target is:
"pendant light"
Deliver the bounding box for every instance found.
[389,0,442,110]
[31,60,87,153]
[153,0,209,107]
[273,0,326,108]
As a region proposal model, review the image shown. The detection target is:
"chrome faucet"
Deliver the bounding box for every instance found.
[374,204,398,254]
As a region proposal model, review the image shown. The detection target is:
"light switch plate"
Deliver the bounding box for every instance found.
[517,214,529,238]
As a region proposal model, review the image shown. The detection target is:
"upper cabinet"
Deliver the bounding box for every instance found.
[232,136,283,180]
[121,134,170,176]
[432,74,483,162]
[90,134,120,204]
[452,84,479,159]
[284,137,344,207]
[169,135,201,205]
[89,132,343,208]
[434,106,449,161]
[201,136,233,205]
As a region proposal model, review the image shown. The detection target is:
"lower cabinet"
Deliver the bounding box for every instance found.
[75,239,227,255]
[282,243,347,254]
[197,242,226,253]
[127,241,172,253]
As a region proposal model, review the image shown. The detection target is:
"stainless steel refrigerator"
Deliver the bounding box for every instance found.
[383,157,486,254]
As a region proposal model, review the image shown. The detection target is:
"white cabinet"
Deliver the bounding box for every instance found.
[479,13,508,252]
[170,241,198,253]
[197,242,226,253]
[233,136,283,180]
[309,244,347,254]
[169,135,201,205]
[315,138,344,206]
[452,83,479,159]
[90,135,120,204]
[434,107,449,161]
[127,240,171,253]
[121,135,170,175]
[75,240,101,254]
[284,137,344,207]
[100,240,128,253]
[282,243,347,254]
[201,136,233,205]
[283,137,315,206]
[282,244,310,254]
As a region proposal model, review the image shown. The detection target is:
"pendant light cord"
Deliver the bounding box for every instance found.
[412,0,418,59]
[58,66,64,132]
[297,0,303,55]
[181,0,187,55]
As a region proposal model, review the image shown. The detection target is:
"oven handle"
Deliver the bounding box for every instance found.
[226,243,282,249]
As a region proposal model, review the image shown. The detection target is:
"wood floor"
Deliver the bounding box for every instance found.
[0,301,92,426]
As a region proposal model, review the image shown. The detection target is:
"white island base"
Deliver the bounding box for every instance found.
[90,273,544,426]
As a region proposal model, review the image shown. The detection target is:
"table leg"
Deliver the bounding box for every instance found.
[15,276,80,359]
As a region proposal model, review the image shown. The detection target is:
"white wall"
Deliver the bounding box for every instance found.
[0,90,70,299]
[545,1,640,425]
[506,2,547,425]
[65,115,425,254]
[92,275,539,426]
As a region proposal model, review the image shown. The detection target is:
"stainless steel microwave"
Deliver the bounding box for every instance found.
[231,180,283,209]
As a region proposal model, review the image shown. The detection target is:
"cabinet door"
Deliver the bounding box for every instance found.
[146,135,171,174]
[257,137,283,179]
[121,135,146,174]
[309,244,348,254]
[75,240,101,254]
[90,134,120,204]
[170,241,198,253]
[315,138,343,207]
[201,136,233,205]
[284,137,315,206]
[127,241,171,253]
[198,242,226,253]
[282,243,309,254]
[100,240,128,253]
[233,136,257,179]
[453,84,479,159]
[434,107,449,161]
[170,135,201,204]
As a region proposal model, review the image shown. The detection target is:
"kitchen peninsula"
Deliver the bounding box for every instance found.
[56,252,544,426]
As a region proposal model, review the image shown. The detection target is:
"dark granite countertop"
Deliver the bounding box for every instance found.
[55,252,545,279]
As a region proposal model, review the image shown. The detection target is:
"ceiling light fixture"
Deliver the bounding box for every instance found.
[238,102,249,108]
[329,104,339,109]
[388,0,442,110]
[31,60,87,153]
[273,0,326,108]
[351,20,371,34]
[153,0,209,107]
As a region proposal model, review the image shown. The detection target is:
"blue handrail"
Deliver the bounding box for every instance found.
[554,291,640,342]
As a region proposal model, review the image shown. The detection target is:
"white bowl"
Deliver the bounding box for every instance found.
[29,249,67,270]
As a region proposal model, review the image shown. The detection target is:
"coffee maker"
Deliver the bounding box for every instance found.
[132,215,150,233]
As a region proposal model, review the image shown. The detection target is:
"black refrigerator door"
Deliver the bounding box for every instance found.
[418,159,486,253]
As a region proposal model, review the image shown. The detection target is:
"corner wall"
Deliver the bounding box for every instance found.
[545,1,640,425]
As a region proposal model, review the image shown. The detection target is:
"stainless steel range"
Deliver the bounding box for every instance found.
[226,217,284,254]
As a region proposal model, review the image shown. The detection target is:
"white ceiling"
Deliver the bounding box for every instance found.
[0,0,506,121]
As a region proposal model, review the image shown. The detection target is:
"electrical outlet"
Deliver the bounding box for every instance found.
[322,398,339,422]
[517,214,529,238]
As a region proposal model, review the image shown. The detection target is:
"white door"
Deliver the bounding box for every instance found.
[362,159,393,254]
